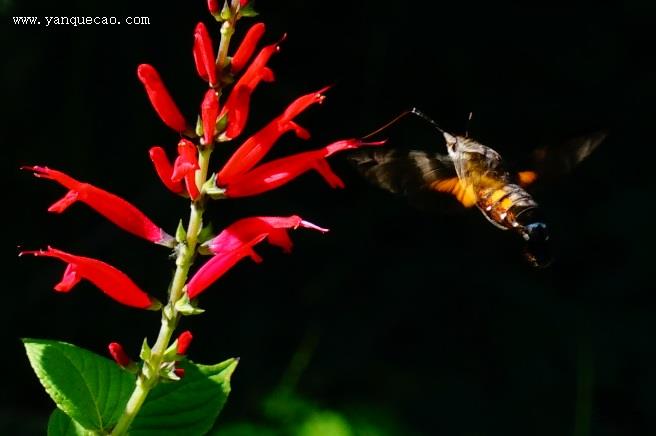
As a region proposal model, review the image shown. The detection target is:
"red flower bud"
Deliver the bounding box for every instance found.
[207,0,219,14]
[137,64,188,132]
[187,215,327,298]
[231,23,265,74]
[108,342,131,367]
[20,247,160,309]
[221,139,385,198]
[176,331,193,355]
[218,87,328,185]
[201,89,219,146]
[240,0,250,7]
[193,23,217,86]
[23,166,173,246]
[174,367,186,378]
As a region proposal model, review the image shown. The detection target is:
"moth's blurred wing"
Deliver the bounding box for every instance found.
[349,149,477,209]
[516,130,607,187]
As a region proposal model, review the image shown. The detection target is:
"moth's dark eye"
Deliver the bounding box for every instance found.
[526,222,549,243]
[523,223,551,267]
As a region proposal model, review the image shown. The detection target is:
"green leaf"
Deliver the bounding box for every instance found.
[129,358,238,436]
[23,338,134,432]
[47,409,96,436]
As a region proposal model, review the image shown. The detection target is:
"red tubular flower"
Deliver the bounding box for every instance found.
[187,240,263,299]
[137,64,189,132]
[220,139,384,198]
[176,331,193,355]
[171,139,201,200]
[20,246,160,310]
[201,89,220,146]
[174,367,186,378]
[230,22,265,74]
[240,0,250,6]
[149,146,185,195]
[23,166,174,246]
[187,215,327,298]
[207,0,219,14]
[206,215,328,254]
[193,23,217,86]
[108,342,132,367]
[218,87,328,185]
[222,38,283,139]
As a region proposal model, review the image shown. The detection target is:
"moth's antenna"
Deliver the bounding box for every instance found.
[361,107,447,139]
[409,108,446,134]
[465,112,473,137]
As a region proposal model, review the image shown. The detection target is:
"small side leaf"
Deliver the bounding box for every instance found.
[47,409,95,436]
[129,358,238,436]
[23,338,134,432]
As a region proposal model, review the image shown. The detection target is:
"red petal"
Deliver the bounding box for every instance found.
[201,89,219,145]
[194,23,217,86]
[22,247,158,309]
[187,241,262,299]
[218,87,327,184]
[207,0,219,14]
[24,166,173,246]
[223,139,383,197]
[206,215,329,255]
[171,139,200,200]
[222,39,283,139]
[149,147,185,195]
[231,22,265,74]
[137,64,188,132]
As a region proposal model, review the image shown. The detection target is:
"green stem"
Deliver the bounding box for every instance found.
[110,147,215,436]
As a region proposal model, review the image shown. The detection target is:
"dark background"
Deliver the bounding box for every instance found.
[2,1,655,435]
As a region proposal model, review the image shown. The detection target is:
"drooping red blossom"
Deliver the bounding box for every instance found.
[231,22,265,74]
[108,342,132,367]
[23,166,174,246]
[187,215,327,298]
[220,139,384,198]
[20,246,160,310]
[206,215,328,255]
[193,23,217,86]
[221,38,283,139]
[207,0,219,14]
[149,146,185,195]
[137,64,189,132]
[218,87,328,185]
[201,89,220,146]
[187,239,263,299]
[176,331,193,355]
[171,139,201,200]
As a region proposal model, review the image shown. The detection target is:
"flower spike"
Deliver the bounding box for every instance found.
[220,139,385,198]
[218,87,329,185]
[23,166,174,246]
[231,22,266,74]
[20,246,161,310]
[137,64,189,133]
